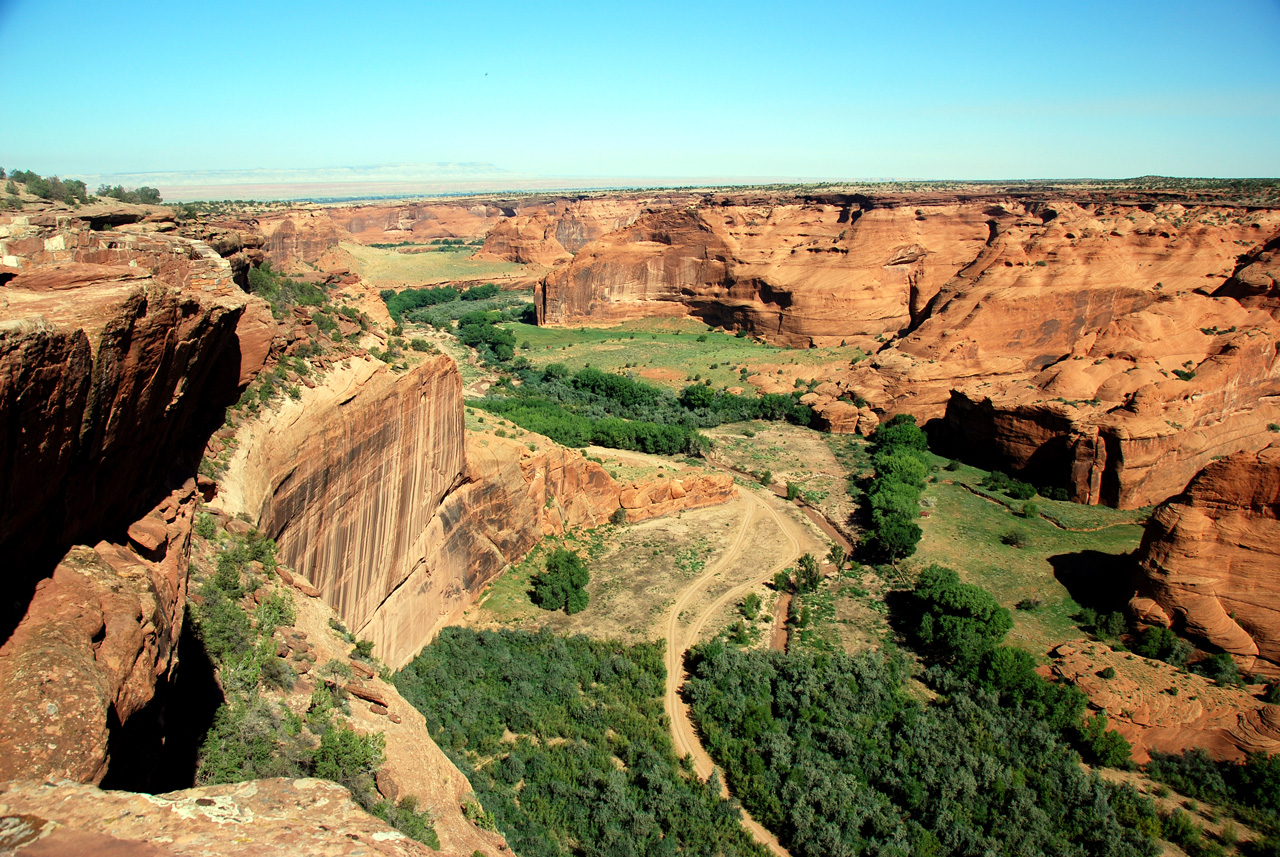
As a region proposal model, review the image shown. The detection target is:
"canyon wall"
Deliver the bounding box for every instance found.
[532,195,1280,507]
[219,356,735,670]
[0,213,273,782]
[1130,444,1280,677]
[0,213,273,597]
[536,197,995,347]
[255,195,664,268]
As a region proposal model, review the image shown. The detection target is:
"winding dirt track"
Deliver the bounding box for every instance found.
[663,487,811,857]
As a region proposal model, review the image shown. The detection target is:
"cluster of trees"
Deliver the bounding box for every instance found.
[901,565,1133,767]
[474,362,824,457]
[394,628,767,857]
[381,285,464,322]
[6,169,91,206]
[513,364,820,430]
[982,469,1070,503]
[189,526,438,848]
[2,168,162,208]
[774,552,822,595]
[380,283,524,326]
[457,309,516,363]
[683,639,1160,857]
[247,263,329,318]
[530,548,590,614]
[96,183,162,204]
[861,415,928,561]
[1145,749,1280,851]
[478,393,706,455]
[680,562,1183,856]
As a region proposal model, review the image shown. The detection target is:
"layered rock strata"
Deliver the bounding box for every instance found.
[256,195,658,268]
[0,214,273,783]
[536,199,995,347]
[217,357,735,669]
[0,214,274,603]
[0,483,198,784]
[1130,444,1280,676]
[1052,639,1280,763]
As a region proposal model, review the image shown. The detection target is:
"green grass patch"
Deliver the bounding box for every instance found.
[913,455,1144,654]
[469,531,606,625]
[502,317,859,393]
[341,241,528,286]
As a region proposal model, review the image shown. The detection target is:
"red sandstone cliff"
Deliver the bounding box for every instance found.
[0,213,274,783]
[215,356,735,669]
[536,197,995,347]
[1131,444,1280,676]
[532,196,1280,507]
[254,195,664,269]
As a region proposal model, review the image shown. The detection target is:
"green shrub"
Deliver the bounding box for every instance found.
[1134,626,1193,668]
[194,512,217,540]
[1001,528,1028,547]
[1193,652,1244,686]
[352,639,375,662]
[373,796,440,848]
[1078,713,1135,768]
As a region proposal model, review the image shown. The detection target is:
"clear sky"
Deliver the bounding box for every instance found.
[1,0,1278,181]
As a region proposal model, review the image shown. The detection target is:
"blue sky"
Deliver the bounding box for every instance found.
[1,0,1277,180]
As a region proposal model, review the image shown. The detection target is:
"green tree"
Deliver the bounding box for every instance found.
[872,413,929,450]
[866,511,922,562]
[796,553,821,592]
[531,548,590,614]
[912,565,1013,672]
[1078,714,1134,768]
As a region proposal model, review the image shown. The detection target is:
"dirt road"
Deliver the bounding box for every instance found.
[663,486,815,857]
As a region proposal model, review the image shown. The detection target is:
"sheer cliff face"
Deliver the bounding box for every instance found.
[536,200,995,346]
[1132,444,1280,676]
[0,213,273,783]
[537,198,1279,349]
[256,196,665,268]
[223,356,736,669]
[223,358,467,668]
[0,215,273,589]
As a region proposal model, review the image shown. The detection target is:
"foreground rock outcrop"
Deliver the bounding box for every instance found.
[0,214,274,593]
[1130,444,1280,675]
[0,213,274,784]
[0,778,444,856]
[0,483,198,784]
